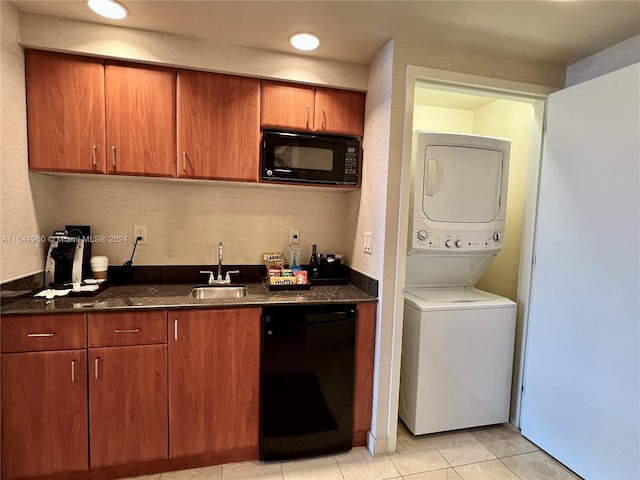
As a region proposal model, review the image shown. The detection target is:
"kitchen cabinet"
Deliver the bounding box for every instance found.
[105,61,176,177]
[261,80,366,136]
[25,50,176,177]
[353,301,376,446]
[177,70,260,181]
[1,313,88,479]
[25,50,106,173]
[169,307,261,458]
[87,311,168,468]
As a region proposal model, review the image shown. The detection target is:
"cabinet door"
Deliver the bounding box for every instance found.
[169,308,260,457]
[314,88,366,136]
[353,302,376,446]
[25,50,106,173]
[89,344,168,467]
[1,350,88,479]
[260,81,315,131]
[177,70,260,181]
[105,61,176,177]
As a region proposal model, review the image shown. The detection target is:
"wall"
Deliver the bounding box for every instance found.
[473,100,533,301]
[566,34,640,87]
[58,175,348,266]
[0,3,59,283]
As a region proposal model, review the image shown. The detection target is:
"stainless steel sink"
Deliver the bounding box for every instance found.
[189,285,247,299]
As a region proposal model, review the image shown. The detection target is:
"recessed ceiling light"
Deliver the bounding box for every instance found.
[289,32,321,51]
[87,0,128,20]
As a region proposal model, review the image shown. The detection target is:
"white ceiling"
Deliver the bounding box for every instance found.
[11,1,640,67]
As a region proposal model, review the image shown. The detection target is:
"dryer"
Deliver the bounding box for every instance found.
[400,132,516,435]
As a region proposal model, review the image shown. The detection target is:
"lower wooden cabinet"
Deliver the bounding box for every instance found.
[1,349,89,479]
[169,308,261,457]
[353,301,377,446]
[0,302,375,478]
[87,311,169,467]
[89,344,168,467]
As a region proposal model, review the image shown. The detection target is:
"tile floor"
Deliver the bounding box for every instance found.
[126,422,583,480]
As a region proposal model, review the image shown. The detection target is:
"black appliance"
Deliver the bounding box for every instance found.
[44,226,91,287]
[261,130,360,186]
[260,304,357,461]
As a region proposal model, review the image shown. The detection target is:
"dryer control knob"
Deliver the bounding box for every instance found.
[493,231,503,242]
[455,240,463,248]
[417,230,428,241]
[445,239,453,248]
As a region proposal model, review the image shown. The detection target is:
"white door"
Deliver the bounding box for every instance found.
[521,63,640,479]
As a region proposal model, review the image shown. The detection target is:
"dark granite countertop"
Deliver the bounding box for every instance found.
[1,281,376,315]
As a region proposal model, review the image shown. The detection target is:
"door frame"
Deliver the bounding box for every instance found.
[389,65,556,450]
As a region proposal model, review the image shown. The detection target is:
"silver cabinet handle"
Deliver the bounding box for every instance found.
[71,359,76,382]
[27,332,55,337]
[114,328,140,333]
[182,151,187,171]
[92,145,97,167]
[94,357,99,379]
[111,146,116,167]
[306,105,310,129]
[321,106,326,129]
[174,319,178,341]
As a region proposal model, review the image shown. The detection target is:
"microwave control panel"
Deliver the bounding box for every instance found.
[344,149,359,176]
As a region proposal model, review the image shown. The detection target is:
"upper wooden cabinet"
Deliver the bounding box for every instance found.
[25,50,176,177]
[105,61,176,177]
[261,80,365,137]
[26,50,106,173]
[177,69,260,181]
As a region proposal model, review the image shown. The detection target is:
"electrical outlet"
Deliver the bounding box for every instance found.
[363,232,372,254]
[133,225,148,245]
[289,228,300,245]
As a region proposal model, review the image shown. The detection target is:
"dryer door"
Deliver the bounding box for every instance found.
[422,145,504,223]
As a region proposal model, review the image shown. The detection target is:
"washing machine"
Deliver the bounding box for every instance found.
[399,131,516,435]
[399,287,516,435]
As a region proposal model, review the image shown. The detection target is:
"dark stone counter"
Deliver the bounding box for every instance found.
[1,281,376,315]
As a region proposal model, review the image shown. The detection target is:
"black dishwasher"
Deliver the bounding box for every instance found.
[260,303,356,461]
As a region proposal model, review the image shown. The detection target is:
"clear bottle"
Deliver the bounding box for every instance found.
[309,244,319,279]
[290,234,301,269]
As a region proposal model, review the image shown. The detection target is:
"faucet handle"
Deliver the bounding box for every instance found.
[224,270,240,283]
[199,270,215,285]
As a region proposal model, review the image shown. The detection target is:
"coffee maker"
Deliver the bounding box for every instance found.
[44,226,91,287]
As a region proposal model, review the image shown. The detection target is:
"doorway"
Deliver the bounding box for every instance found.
[389,65,554,452]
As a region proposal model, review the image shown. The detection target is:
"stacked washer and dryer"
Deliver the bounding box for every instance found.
[399,132,517,435]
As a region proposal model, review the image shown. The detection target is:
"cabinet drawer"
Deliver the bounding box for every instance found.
[88,311,167,347]
[1,314,87,353]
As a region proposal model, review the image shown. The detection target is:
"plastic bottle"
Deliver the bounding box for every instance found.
[290,234,301,269]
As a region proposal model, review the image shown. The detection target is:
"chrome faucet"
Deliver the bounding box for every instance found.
[199,242,239,285]
[217,242,223,281]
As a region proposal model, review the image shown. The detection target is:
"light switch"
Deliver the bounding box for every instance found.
[363,232,372,254]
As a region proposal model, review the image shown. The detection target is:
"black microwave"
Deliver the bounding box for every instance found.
[261,130,360,186]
